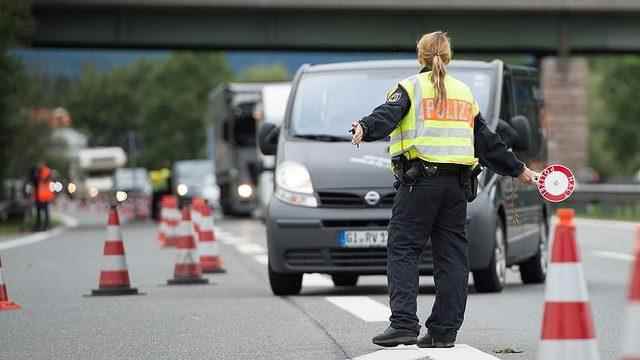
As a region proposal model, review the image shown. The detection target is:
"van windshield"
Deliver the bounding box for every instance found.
[289,67,494,139]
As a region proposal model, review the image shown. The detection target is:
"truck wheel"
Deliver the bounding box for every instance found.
[331,274,359,287]
[269,264,302,296]
[519,217,548,284]
[472,217,507,293]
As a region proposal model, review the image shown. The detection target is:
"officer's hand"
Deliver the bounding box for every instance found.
[518,166,540,185]
[351,121,364,145]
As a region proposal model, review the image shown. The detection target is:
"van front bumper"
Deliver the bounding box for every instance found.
[266,198,435,275]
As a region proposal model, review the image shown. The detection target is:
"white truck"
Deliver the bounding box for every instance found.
[70,147,127,201]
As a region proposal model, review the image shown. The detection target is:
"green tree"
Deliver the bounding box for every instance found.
[589,57,640,177]
[237,64,289,82]
[65,52,232,169]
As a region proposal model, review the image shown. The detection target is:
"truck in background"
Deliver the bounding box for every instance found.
[254,83,291,218]
[69,147,127,201]
[208,82,284,216]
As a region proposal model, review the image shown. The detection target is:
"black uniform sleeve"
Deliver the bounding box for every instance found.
[358,85,411,142]
[474,113,525,177]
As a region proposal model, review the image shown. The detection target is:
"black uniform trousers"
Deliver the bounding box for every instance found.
[387,173,468,340]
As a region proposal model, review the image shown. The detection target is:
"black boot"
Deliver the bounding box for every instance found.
[372,326,418,347]
[417,333,455,348]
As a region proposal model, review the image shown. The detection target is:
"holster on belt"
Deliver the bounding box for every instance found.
[463,165,483,203]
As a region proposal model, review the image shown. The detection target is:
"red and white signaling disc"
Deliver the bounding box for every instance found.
[536,164,576,203]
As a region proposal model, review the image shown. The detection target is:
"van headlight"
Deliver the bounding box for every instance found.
[275,161,317,207]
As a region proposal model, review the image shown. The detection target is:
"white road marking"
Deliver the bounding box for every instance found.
[592,250,634,262]
[352,344,501,360]
[216,231,236,244]
[235,243,266,254]
[0,228,65,251]
[325,296,390,322]
[303,273,334,287]
[254,254,268,265]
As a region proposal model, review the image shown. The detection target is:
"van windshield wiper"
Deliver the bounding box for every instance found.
[294,134,351,142]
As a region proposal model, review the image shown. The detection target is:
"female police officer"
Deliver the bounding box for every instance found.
[351,31,538,348]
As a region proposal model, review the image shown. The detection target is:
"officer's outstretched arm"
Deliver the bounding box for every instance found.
[356,85,411,142]
[474,113,525,178]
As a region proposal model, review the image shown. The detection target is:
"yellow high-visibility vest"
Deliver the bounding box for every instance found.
[388,72,479,166]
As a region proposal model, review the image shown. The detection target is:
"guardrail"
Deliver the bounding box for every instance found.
[567,183,640,208]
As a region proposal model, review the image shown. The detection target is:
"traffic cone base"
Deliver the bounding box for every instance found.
[91,287,139,296]
[0,301,21,311]
[201,256,226,274]
[167,277,209,285]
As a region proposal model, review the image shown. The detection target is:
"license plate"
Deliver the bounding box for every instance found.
[338,230,388,248]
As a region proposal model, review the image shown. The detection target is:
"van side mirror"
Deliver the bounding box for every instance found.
[496,116,531,152]
[509,115,532,152]
[258,122,280,156]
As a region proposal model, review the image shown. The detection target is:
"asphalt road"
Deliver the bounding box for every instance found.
[0,209,636,360]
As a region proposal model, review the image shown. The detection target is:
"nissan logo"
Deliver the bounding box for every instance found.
[364,191,381,206]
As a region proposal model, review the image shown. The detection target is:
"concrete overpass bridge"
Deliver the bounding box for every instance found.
[32,0,634,172]
[30,0,640,53]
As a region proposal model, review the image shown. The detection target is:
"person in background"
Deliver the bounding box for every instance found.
[34,162,54,231]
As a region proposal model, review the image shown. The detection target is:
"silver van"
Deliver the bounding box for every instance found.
[259,60,549,295]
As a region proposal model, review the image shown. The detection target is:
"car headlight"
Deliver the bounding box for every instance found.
[177,184,188,196]
[275,161,317,207]
[115,191,128,202]
[237,184,253,199]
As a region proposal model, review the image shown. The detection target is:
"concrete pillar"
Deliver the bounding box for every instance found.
[541,57,589,172]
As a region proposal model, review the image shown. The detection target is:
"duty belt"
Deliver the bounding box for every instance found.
[406,159,466,177]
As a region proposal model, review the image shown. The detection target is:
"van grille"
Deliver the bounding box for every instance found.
[317,191,395,208]
[284,247,432,269]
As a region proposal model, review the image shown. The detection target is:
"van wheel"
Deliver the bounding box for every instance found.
[268,264,302,296]
[520,218,548,284]
[473,217,507,293]
[331,274,359,287]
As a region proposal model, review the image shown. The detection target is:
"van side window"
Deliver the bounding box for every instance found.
[513,76,542,157]
[499,73,513,122]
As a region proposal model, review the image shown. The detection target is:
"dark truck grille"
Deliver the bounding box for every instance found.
[317,191,395,208]
[284,247,433,270]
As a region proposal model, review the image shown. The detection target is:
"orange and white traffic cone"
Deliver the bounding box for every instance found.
[538,208,599,360]
[157,195,171,247]
[167,206,209,285]
[0,256,21,311]
[90,206,140,296]
[191,197,206,237]
[163,196,180,247]
[620,226,640,360]
[198,205,226,274]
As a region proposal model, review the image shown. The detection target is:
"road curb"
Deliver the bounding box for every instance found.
[0,212,79,251]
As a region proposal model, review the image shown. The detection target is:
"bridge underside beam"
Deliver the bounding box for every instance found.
[31,7,640,53]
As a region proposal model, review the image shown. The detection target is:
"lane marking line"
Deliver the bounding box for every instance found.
[326,296,391,322]
[235,243,266,254]
[303,273,334,287]
[0,227,65,251]
[592,250,634,262]
[351,344,501,360]
[254,254,268,265]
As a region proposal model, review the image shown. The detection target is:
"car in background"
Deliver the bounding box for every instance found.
[260,59,550,295]
[172,160,220,207]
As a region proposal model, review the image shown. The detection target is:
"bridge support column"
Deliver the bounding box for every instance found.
[541,57,589,172]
